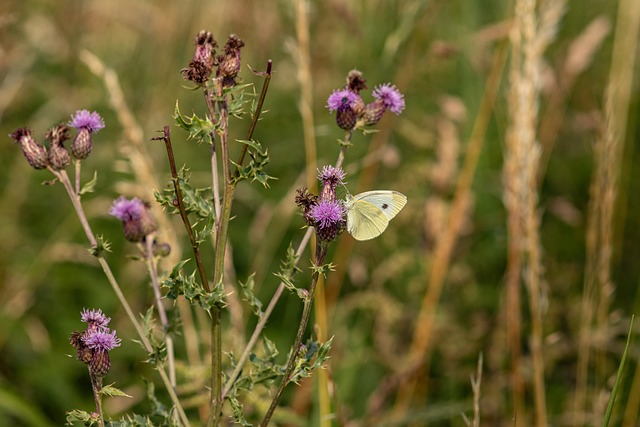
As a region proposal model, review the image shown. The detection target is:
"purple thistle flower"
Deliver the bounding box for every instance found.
[311,200,345,229]
[83,329,121,352]
[318,166,346,188]
[68,110,105,133]
[110,196,158,242]
[109,196,144,222]
[311,199,346,241]
[326,89,359,113]
[81,308,111,330]
[372,83,405,114]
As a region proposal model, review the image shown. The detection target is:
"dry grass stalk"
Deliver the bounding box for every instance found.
[576,0,640,424]
[504,0,567,424]
[537,16,610,183]
[389,40,508,419]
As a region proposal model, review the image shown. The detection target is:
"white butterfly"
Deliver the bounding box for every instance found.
[344,190,407,241]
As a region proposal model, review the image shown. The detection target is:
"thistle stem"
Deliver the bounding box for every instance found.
[50,167,190,426]
[144,236,177,388]
[90,371,105,427]
[260,241,328,427]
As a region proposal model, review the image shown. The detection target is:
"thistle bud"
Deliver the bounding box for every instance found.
[326,89,360,130]
[217,34,245,88]
[295,187,318,227]
[346,69,367,93]
[45,124,71,170]
[362,99,387,126]
[68,110,105,159]
[9,128,49,169]
[182,31,217,84]
[109,196,158,242]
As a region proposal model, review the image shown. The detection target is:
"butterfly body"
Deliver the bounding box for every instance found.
[345,190,407,241]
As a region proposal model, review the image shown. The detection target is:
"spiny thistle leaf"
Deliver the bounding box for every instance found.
[173,101,215,145]
[232,139,275,187]
[239,273,263,316]
[100,384,132,398]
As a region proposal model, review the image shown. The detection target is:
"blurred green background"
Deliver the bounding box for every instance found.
[1,0,639,425]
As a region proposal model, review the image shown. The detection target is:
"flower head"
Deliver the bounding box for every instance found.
[68,110,104,159]
[70,309,120,379]
[109,196,144,222]
[81,308,111,331]
[68,110,105,133]
[9,128,49,169]
[83,328,121,378]
[217,33,245,88]
[45,124,71,170]
[372,83,405,114]
[110,196,158,242]
[318,166,346,188]
[182,31,217,84]
[346,69,367,93]
[83,329,121,352]
[326,89,359,113]
[311,199,346,241]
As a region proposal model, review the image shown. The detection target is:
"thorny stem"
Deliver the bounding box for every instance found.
[222,140,349,402]
[204,61,274,425]
[90,371,104,427]
[260,241,329,427]
[50,167,190,426]
[144,236,177,388]
[206,77,234,427]
[222,227,313,400]
[335,129,354,170]
[235,60,273,173]
[159,126,211,293]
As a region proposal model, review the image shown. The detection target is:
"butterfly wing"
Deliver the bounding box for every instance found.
[346,197,391,241]
[354,191,407,220]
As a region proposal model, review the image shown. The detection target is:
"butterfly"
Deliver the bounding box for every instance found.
[344,190,407,241]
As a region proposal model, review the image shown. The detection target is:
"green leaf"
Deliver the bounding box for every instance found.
[173,101,215,145]
[239,273,263,316]
[90,235,112,257]
[232,139,276,187]
[602,315,635,427]
[79,171,98,195]
[161,260,226,310]
[100,384,132,398]
[66,409,97,425]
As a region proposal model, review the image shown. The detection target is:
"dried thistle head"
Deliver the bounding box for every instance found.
[45,123,71,170]
[217,34,245,88]
[9,127,49,169]
[182,31,217,84]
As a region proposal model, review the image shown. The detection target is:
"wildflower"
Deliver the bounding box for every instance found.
[295,187,319,227]
[68,110,105,159]
[296,166,347,242]
[318,165,346,201]
[109,196,158,242]
[318,165,346,189]
[311,199,346,241]
[363,83,405,126]
[346,69,367,93]
[70,309,121,379]
[217,34,245,88]
[84,329,121,378]
[45,124,71,170]
[327,89,360,130]
[182,31,217,84]
[80,308,111,331]
[9,128,49,169]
